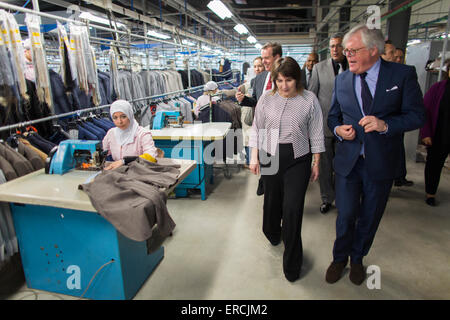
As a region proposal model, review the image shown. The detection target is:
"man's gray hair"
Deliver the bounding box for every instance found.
[330,32,344,40]
[343,24,385,54]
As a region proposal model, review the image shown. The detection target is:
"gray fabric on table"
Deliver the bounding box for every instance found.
[80,158,180,251]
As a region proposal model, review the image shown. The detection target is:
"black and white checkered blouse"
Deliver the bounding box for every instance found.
[248,90,325,158]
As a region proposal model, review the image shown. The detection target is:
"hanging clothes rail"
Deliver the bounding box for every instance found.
[0,2,186,49]
[0,80,235,133]
[0,1,238,134]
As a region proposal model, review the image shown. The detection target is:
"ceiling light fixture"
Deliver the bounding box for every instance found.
[207,0,233,20]
[247,36,257,44]
[147,30,171,40]
[234,24,248,35]
[182,39,196,46]
[254,43,262,49]
[79,12,126,29]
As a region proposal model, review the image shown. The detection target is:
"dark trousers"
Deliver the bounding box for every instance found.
[394,133,407,181]
[333,156,393,264]
[425,144,450,195]
[261,144,311,274]
[319,136,336,204]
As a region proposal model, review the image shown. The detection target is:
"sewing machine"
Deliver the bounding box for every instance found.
[152,111,184,130]
[45,140,106,175]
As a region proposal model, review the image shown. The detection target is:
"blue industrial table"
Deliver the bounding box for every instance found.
[149,122,231,200]
[0,158,196,300]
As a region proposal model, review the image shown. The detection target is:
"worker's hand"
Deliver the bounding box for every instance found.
[310,163,319,182]
[422,137,432,146]
[157,148,164,158]
[235,91,245,103]
[104,160,124,170]
[358,116,387,133]
[336,124,356,141]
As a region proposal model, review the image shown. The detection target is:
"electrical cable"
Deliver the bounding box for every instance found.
[78,259,115,300]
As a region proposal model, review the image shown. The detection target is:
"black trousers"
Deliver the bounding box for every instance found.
[425,143,450,195]
[260,144,312,275]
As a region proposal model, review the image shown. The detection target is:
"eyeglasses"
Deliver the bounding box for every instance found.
[329,44,343,50]
[343,47,367,57]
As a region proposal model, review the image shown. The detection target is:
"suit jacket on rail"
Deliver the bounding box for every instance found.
[327,59,425,180]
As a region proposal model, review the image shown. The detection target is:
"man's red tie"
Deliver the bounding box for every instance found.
[266,75,272,90]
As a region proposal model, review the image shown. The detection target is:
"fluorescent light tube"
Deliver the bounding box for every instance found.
[182,39,196,46]
[207,0,233,20]
[147,30,171,40]
[247,36,257,44]
[79,12,125,29]
[234,24,248,34]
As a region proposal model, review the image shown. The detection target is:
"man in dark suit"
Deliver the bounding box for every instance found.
[236,42,282,107]
[325,25,425,285]
[236,42,282,196]
[300,52,318,89]
[309,33,348,214]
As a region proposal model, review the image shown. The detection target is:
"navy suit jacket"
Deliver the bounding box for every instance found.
[240,70,269,107]
[328,59,425,180]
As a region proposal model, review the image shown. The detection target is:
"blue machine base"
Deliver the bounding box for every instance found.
[155,140,214,200]
[11,203,164,300]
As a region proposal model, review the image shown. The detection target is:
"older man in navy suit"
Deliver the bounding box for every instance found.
[325,24,425,285]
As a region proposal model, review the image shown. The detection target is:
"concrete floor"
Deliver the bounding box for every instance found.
[8,160,450,300]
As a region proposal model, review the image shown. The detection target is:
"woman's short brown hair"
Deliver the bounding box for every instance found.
[271,57,304,94]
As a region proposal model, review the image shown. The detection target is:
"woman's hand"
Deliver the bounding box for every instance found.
[104,160,124,171]
[249,148,260,175]
[422,137,432,146]
[310,154,320,182]
[310,163,319,182]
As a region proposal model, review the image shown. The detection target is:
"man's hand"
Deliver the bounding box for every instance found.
[336,124,356,140]
[422,137,432,146]
[235,91,245,103]
[358,116,387,133]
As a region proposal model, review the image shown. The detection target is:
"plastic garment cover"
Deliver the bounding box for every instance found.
[69,24,101,106]
[109,49,120,100]
[3,11,28,100]
[0,12,15,91]
[25,13,52,107]
[56,21,77,92]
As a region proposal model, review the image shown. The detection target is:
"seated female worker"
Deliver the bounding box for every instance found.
[102,99,163,170]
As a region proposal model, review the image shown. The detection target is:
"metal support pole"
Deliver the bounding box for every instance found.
[438,5,450,81]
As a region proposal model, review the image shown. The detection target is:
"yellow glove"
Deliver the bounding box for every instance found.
[139,153,157,163]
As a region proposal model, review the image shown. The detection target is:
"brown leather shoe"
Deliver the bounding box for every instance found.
[325,261,347,284]
[349,263,365,285]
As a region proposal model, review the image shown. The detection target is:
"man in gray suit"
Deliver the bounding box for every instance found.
[300,52,319,89]
[308,33,348,214]
[236,42,282,196]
